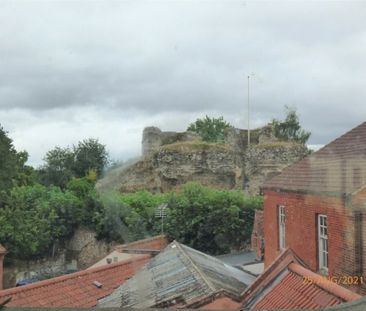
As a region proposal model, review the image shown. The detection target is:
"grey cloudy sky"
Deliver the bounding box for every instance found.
[1,1,366,167]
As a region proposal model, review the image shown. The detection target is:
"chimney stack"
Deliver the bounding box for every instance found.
[0,244,6,290]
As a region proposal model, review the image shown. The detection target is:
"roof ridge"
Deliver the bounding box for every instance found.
[240,248,298,302]
[174,241,216,292]
[314,121,366,155]
[288,263,361,302]
[115,235,166,250]
[0,254,150,297]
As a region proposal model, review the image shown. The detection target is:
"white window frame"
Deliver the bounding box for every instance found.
[318,214,328,273]
[278,205,286,250]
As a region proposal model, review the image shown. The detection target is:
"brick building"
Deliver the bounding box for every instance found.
[262,121,366,294]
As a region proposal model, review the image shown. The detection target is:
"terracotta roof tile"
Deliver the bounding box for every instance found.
[252,269,341,309]
[263,122,366,195]
[0,254,150,308]
[242,249,361,310]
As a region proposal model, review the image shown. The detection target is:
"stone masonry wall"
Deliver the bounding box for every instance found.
[3,252,68,289]
[99,125,309,194]
[142,127,200,158]
[244,143,309,194]
[3,227,113,288]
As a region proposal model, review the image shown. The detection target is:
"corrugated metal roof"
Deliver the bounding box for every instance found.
[262,121,366,195]
[98,241,255,308]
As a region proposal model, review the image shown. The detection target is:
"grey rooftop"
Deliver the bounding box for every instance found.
[98,241,255,309]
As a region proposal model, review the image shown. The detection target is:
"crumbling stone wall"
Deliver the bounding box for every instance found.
[3,252,69,289]
[99,125,309,194]
[142,127,200,158]
[3,227,113,288]
[66,226,115,270]
[224,127,261,152]
[244,142,309,194]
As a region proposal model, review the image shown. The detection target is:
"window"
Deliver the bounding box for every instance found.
[278,205,286,250]
[318,214,328,273]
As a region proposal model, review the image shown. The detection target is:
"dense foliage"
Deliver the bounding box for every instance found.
[0,181,262,258]
[187,116,231,143]
[164,183,263,254]
[96,183,263,254]
[271,106,311,144]
[39,138,109,188]
[0,174,104,259]
[0,124,263,259]
[0,125,36,207]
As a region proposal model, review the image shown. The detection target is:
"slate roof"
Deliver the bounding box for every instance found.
[98,241,256,308]
[0,255,150,308]
[263,122,366,195]
[242,249,361,310]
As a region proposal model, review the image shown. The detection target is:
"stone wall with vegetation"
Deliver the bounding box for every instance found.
[3,226,113,288]
[99,125,309,194]
[244,142,310,194]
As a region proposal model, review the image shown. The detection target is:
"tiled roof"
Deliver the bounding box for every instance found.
[114,234,168,252]
[0,255,150,308]
[263,122,366,195]
[242,249,361,310]
[98,241,256,308]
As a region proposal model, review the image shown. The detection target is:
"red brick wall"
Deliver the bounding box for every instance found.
[263,190,366,294]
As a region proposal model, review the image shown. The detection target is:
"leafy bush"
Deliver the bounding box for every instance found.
[0,180,263,259]
[0,185,82,259]
[164,183,262,254]
[271,106,311,144]
[0,125,36,206]
[187,116,231,143]
[95,191,166,242]
[39,138,109,188]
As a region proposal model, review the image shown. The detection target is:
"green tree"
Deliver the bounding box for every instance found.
[95,192,134,242]
[66,173,103,227]
[39,139,109,188]
[73,138,109,178]
[271,106,311,144]
[164,182,263,254]
[39,146,75,188]
[0,125,35,203]
[0,185,82,259]
[95,191,166,242]
[187,116,231,143]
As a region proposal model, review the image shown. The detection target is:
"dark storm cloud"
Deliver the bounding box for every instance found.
[1,1,366,164]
